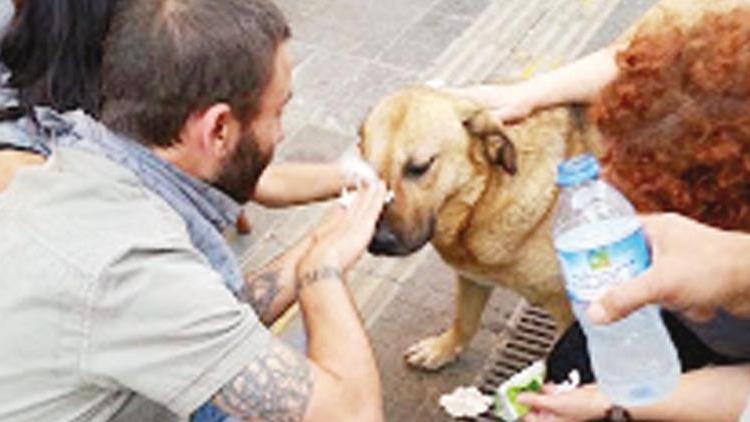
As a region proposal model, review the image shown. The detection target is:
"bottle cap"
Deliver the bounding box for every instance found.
[556,154,600,187]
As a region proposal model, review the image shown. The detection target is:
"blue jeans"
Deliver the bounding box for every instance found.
[193,402,236,422]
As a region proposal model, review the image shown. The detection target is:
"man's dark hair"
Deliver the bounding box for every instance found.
[0,0,123,116]
[100,0,291,148]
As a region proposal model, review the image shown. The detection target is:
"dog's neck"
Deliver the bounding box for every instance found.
[432,109,572,266]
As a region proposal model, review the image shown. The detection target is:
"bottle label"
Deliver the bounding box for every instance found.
[556,228,650,303]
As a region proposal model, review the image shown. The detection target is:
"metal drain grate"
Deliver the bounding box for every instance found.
[468,302,558,421]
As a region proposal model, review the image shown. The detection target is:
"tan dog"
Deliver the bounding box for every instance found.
[360,87,593,370]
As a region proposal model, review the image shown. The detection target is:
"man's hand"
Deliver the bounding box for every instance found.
[299,180,386,278]
[238,180,385,325]
[588,213,750,324]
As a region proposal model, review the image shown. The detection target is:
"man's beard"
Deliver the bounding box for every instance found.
[211,130,272,203]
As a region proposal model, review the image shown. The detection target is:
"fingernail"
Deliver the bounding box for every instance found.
[587,302,608,324]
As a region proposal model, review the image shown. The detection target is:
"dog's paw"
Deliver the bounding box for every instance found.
[404,333,463,371]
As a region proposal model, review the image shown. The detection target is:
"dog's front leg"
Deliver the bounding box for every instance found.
[404,275,493,370]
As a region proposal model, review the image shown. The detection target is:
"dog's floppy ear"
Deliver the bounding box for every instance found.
[461,108,518,175]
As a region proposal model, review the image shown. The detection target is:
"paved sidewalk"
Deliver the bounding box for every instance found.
[228,1,658,420]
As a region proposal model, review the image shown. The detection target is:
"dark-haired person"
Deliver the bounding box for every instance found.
[0,0,375,229]
[453,2,750,420]
[0,0,385,421]
[0,0,121,179]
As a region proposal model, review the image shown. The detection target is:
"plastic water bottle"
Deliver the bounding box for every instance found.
[552,154,680,406]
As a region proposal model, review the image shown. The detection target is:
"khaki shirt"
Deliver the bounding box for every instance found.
[0,147,271,421]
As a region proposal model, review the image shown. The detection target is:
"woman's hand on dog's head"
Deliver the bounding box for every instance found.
[443,83,539,123]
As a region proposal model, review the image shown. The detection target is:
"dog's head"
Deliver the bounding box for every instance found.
[359,87,517,256]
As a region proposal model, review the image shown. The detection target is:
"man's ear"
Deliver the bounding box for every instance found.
[462,109,517,175]
[191,103,238,160]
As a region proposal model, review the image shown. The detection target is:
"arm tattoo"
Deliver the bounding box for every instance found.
[215,339,313,422]
[239,271,281,319]
[296,266,343,293]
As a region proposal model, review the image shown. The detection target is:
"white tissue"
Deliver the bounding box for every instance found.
[439,386,493,419]
[337,188,395,208]
[426,79,447,89]
[552,369,581,394]
[338,149,378,186]
[336,146,393,208]
[337,188,356,209]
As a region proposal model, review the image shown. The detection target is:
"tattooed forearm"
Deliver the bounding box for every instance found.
[296,266,343,293]
[240,271,281,320]
[214,340,313,422]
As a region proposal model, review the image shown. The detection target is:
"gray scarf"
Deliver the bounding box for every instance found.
[56,110,246,293]
[0,90,245,292]
[47,111,243,293]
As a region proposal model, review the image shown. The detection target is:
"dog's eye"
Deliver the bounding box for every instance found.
[404,157,435,179]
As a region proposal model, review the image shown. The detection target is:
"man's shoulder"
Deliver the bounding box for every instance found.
[1,147,194,273]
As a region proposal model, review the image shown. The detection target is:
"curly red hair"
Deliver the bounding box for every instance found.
[592,8,750,231]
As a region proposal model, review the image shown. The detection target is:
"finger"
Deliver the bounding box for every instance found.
[489,106,525,124]
[587,267,663,324]
[540,384,562,395]
[349,180,386,222]
[326,183,385,254]
[522,411,543,422]
[362,181,387,221]
[636,213,672,254]
[636,213,664,233]
[517,393,564,421]
[518,390,604,420]
[517,392,549,409]
[314,205,346,241]
[524,411,567,422]
[338,190,368,226]
[355,183,387,237]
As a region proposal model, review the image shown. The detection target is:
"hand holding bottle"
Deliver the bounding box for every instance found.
[553,155,679,406]
[588,213,750,324]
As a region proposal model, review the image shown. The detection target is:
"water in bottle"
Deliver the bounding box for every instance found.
[552,154,680,406]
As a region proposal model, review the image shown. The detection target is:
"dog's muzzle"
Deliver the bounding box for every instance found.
[368,217,434,256]
[368,219,405,256]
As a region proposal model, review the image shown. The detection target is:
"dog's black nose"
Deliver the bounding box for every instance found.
[368,220,403,256]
